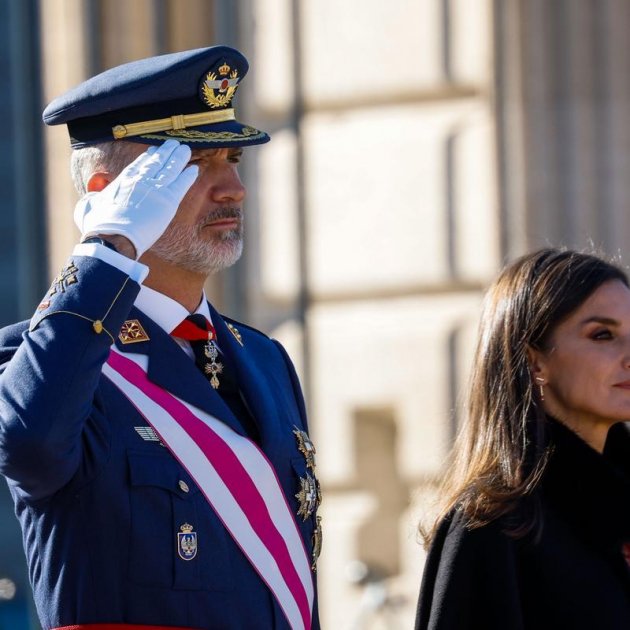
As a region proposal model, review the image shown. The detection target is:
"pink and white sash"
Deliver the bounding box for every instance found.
[103,347,314,630]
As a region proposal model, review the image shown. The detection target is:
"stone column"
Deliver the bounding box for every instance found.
[496,0,630,258]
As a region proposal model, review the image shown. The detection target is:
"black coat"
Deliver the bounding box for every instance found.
[415,421,630,630]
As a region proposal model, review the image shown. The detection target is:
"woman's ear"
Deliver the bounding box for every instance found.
[86,172,112,193]
[526,344,548,382]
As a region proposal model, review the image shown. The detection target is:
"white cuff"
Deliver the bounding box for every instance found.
[73,243,149,284]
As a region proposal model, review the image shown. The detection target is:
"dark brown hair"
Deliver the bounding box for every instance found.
[424,248,629,545]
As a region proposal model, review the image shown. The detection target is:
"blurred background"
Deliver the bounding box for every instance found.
[1,0,630,627]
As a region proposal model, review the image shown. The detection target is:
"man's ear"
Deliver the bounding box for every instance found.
[87,172,112,193]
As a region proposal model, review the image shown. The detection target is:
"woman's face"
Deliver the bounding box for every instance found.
[529,279,630,451]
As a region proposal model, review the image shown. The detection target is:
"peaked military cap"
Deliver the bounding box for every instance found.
[43,45,270,149]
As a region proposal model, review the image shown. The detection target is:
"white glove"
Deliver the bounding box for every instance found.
[74,139,198,258]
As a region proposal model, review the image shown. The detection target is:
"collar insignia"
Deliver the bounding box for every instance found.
[119,319,150,344]
[226,322,244,346]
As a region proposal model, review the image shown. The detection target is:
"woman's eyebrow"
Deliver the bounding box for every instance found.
[580,316,619,326]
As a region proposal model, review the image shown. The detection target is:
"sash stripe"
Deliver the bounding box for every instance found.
[104,348,313,630]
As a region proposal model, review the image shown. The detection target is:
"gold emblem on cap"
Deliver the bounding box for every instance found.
[293,427,317,471]
[201,64,240,109]
[226,322,244,346]
[311,516,323,571]
[119,319,150,344]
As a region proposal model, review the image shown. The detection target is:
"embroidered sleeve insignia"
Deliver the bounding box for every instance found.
[177,523,198,561]
[48,260,79,296]
[293,427,317,471]
[119,319,150,344]
[226,322,244,346]
[201,61,240,109]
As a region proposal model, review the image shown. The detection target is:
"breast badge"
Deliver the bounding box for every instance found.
[293,427,316,471]
[177,523,198,561]
[295,473,321,521]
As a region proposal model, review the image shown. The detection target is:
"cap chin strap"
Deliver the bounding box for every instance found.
[112,108,236,139]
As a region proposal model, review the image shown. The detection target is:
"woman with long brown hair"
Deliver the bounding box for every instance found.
[416,248,630,629]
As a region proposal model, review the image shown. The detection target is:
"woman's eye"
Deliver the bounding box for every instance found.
[592,329,613,340]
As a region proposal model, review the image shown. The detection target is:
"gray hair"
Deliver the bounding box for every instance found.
[70,141,140,196]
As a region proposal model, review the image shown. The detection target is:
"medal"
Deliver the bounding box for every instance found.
[203,337,224,389]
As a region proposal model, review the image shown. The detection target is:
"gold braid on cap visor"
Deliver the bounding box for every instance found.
[112,109,236,139]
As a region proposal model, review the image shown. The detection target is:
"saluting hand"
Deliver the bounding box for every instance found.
[74,139,198,259]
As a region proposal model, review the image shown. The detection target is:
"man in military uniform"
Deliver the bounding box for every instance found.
[0,46,321,630]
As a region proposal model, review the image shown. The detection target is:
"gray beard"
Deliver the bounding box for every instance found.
[150,207,243,275]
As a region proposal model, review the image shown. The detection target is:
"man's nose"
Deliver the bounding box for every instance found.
[212,167,246,203]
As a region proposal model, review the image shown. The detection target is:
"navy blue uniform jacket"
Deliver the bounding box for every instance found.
[0,255,320,629]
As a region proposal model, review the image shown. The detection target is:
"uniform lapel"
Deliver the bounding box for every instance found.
[208,304,282,445]
[113,307,249,437]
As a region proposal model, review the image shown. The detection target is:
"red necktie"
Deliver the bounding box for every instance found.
[171,314,217,342]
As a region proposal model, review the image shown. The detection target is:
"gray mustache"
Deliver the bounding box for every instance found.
[202,207,242,224]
